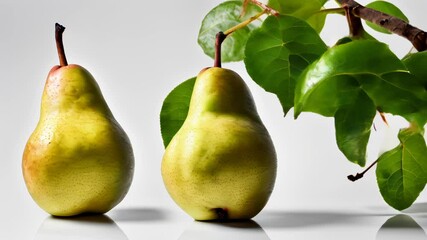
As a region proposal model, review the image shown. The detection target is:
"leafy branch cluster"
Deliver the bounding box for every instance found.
[161,0,427,211]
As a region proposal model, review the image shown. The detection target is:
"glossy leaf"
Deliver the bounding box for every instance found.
[295,40,401,117]
[198,1,262,62]
[295,40,427,126]
[335,91,376,166]
[365,1,409,34]
[295,40,427,166]
[376,127,427,210]
[268,0,327,31]
[160,77,196,147]
[244,15,327,115]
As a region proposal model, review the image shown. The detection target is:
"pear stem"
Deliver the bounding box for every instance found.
[214,32,227,68]
[55,23,68,67]
[214,9,267,68]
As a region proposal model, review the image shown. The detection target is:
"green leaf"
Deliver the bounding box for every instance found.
[268,0,327,19]
[365,1,409,34]
[160,77,196,147]
[244,15,327,115]
[295,40,427,125]
[268,0,327,32]
[295,40,427,165]
[306,10,327,33]
[376,127,427,210]
[335,91,376,166]
[198,1,262,62]
[357,72,427,127]
[295,40,401,117]
[402,52,427,88]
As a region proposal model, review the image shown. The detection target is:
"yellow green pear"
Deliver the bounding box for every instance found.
[161,67,277,221]
[22,23,134,217]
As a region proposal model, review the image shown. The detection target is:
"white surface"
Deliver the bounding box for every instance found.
[1,0,427,239]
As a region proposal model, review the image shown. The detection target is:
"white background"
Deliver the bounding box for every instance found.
[1,0,427,239]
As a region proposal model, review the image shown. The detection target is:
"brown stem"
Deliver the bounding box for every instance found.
[379,111,389,126]
[214,32,227,68]
[338,0,427,51]
[214,6,267,68]
[55,23,68,66]
[344,5,364,38]
[347,159,379,182]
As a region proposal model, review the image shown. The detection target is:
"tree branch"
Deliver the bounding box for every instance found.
[338,0,427,51]
[343,5,364,38]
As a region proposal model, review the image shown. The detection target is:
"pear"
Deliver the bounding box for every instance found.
[22,23,134,217]
[161,67,277,221]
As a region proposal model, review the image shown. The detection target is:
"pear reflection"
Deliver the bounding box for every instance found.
[376,214,426,240]
[35,214,128,240]
[178,220,270,240]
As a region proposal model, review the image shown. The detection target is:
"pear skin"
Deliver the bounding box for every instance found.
[23,65,134,217]
[162,67,277,221]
